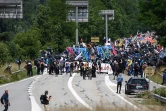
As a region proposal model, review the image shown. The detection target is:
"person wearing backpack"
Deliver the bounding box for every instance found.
[1,90,10,111]
[42,90,52,111]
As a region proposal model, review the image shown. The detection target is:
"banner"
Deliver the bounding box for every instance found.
[75,52,82,60]
[97,63,113,74]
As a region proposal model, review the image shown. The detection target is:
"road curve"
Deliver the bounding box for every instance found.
[0,77,36,111]
[32,74,83,111]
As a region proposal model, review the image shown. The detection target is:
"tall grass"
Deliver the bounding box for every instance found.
[148,66,166,84]
[0,62,27,75]
[52,105,166,111]
[0,68,36,84]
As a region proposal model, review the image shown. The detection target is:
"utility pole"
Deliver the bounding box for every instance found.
[100,10,114,43]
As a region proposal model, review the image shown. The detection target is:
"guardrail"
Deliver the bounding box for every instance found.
[151,93,166,103]
[12,69,26,74]
[12,66,36,74]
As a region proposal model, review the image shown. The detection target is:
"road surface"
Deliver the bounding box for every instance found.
[0,76,36,111]
[0,71,163,111]
[32,73,150,110]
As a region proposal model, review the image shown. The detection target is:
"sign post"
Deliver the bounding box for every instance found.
[91,37,99,43]
[66,0,88,45]
[99,10,114,43]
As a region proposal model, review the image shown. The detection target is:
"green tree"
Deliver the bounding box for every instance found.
[6,42,21,59]
[13,29,41,59]
[138,0,166,46]
[0,42,9,66]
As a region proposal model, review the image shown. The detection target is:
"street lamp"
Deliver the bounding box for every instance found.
[66,0,88,45]
[100,10,114,43]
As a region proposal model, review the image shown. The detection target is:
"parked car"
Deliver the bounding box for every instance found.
[125,77,149,95]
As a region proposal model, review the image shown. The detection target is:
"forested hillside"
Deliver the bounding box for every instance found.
[0,0,165,65]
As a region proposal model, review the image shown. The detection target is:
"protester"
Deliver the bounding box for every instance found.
[83,64,87,80]
[27,62,33,77]
[17,56,22,70]
[54,62,59,76]
[1,90,10,111]
[162,69,166,85]
[80,62,84,76]
[65,62,70,75]
[70,62,74,77]
[40,57,45,74]
[92,62,97,77]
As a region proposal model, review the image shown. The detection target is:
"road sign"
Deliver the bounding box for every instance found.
[91,37,99,43]
[144,66,155,76]
[0,0,23,19]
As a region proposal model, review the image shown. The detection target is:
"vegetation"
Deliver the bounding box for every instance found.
[52,106,166,111]
[153,88,166,98]
[138,0,166,46]
[0,0,165,65]
[0,68,36,85]
[148,66,166,84]
[0,0,141,64]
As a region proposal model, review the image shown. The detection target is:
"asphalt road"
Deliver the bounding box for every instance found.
[0,76,36,111]
[32,73,146,110]
[0,71,163,111]
[32,74,83,111]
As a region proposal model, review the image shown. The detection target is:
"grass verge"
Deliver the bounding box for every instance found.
[53,105,166,111]
[148,66,166,85]
[0,68,36,85]
[153,87,166,97]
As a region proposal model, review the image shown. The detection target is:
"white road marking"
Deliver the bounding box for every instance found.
[28,69,48,111]
[68,73,93,110]
[0,83,14,88]
[18,76,37,83]
[105,75,140,110]
[30,96,43,111]
[0,75,37,88]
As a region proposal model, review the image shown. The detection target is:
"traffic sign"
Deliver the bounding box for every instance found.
[91,37,99,43]
[144,66,155,76]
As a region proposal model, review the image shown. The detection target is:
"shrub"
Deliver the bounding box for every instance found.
[153,88,166,97]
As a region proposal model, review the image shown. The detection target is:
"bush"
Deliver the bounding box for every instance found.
[13,29,41,59]
[153,88,166,97]
[0,42,10,66]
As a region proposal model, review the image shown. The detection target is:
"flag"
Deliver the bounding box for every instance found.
[75,52,82,60]
[108,38,111,42]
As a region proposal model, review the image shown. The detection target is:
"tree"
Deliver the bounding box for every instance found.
[138,0,166,46]
[13,29,41,59]
[0,42,9,66]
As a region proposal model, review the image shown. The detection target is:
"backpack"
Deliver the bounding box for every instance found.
[40,94,45,104]
[1,95,4,104]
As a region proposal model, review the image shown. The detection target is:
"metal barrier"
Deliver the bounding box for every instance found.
[151,93,166,103]
[12,66,36,74]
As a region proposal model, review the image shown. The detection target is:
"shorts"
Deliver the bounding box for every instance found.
[44,105,50,111]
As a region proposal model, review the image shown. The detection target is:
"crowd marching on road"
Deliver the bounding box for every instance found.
[2,32,166,111]
[30,32,166,110]
[33,33,166,83]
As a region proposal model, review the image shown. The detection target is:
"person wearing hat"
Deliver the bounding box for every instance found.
[162,69,166,85]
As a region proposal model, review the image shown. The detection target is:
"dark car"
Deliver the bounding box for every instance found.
[125,77,149,95]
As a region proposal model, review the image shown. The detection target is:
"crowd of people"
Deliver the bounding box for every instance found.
[33,32,166,83]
